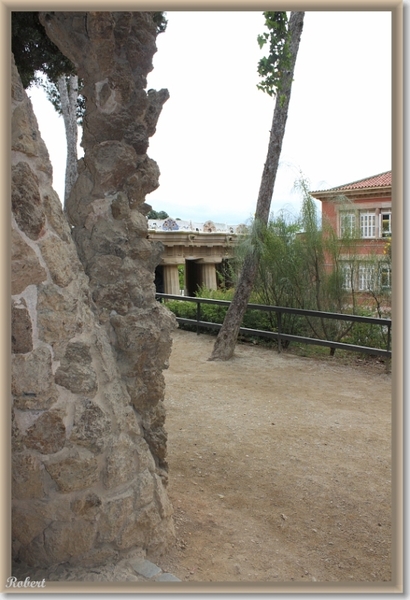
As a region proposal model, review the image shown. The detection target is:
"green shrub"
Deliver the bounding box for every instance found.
[341,310,390,352]
[165,286,299,341]
[165,299,196,319]
[194,286,231,326]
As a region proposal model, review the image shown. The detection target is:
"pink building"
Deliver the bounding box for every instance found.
[310,171,392,293]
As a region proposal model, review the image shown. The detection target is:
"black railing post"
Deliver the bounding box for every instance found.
[277,311,282,354]
[386,322,392,374]
[196,301,201,335]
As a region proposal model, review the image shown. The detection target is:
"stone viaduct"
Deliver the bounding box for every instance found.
[147,218,246,296]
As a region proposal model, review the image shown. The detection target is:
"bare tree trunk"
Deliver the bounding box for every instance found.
[57,74,78,206]
[210,11,304,361]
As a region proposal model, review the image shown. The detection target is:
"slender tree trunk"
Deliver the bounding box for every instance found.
[57,74,78,206]
[210,11,304,361]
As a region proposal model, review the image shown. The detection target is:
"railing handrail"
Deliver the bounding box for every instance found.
[155,293,391,326]
[156,292,391,362]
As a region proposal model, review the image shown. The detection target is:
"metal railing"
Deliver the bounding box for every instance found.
[156,293,392,359]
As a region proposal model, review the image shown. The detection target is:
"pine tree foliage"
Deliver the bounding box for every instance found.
[12,11,76,89]
[12,10,168,205]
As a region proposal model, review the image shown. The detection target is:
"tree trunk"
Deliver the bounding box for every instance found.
[57,74,78,206]
[209,11,304,361]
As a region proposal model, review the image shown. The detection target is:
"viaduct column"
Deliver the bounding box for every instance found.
[200,263,218,291]
[163,263,180,295]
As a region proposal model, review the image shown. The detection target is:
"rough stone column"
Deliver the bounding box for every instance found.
[11,53,174,569]
[39,12,176,478]
[200,263,218,291]
[163,264,180,295]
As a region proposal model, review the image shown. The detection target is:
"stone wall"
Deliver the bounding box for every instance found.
[11,11,176,569]
[39,11,175,477]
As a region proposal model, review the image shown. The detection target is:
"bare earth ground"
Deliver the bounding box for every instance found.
[150,329,392,584]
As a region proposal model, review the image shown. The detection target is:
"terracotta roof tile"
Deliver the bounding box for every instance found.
[312,171,391,194]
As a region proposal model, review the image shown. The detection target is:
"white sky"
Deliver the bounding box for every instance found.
[28,10,392,225]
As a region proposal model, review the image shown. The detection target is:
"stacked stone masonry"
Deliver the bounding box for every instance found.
[11,11,176,571]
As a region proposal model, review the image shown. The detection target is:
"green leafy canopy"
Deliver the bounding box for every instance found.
[256,11,292,97]
[12,11,76,89]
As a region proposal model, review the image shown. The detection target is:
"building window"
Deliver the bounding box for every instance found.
[340,212,356,237]
[339,209,391,239]
[341,263,354,290]
[380,211,391,237]
[380,264,391,289]
[360,212,376,238]
[339,261,391,292]
[358,264,375,291]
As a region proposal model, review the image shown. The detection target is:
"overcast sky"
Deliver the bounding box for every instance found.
[28,10,392,225]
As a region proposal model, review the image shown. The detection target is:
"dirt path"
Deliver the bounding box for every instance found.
[150,329,391,584]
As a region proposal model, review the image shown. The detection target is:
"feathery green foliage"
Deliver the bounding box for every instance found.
[257,11,292,98]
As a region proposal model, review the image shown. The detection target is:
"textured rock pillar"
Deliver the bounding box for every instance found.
[200,263,218,291]
[39,11,176,479]
[163,264,180,295]
[11,12,176,572]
